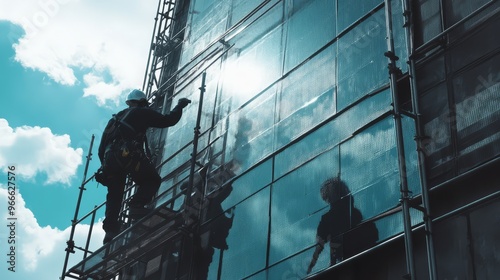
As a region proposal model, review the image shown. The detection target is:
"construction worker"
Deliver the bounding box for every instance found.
[96,89,191,244]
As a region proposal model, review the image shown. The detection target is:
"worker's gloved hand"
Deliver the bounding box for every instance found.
[177,98,191,109]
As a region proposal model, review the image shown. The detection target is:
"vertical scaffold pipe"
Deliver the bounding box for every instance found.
[186,72,206,280]
[60,134,95,280]
[384,1,417,279]
[187,72,206,213]
[402,0,438,278]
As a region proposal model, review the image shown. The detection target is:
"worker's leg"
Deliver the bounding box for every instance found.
[102,171,127,242]
[128,157,161,208]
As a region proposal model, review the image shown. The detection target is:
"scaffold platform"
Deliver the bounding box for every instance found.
[65,206,189,279]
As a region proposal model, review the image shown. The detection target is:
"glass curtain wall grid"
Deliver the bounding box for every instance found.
[412,0,500,186]
[63,0,500,279]
[143,0,425,279]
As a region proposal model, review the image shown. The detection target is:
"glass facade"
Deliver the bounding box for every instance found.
[414,0,500,184]
[142,0,499,279]
[64,0,500,279]
[148,0,419,278]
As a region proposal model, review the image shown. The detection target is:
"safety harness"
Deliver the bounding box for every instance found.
[96,107,156,186]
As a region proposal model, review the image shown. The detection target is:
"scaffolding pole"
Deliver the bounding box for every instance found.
[186,71,206,213]
[60,135,95,280]
[185,72,207,280]
[384,1,416,279]
[402,0,438,278]
[143,0,179,100]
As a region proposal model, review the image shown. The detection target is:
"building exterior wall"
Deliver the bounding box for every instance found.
[130,0,500,279]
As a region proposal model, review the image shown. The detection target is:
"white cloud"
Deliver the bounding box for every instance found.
[0,118,83,185]
[0,187,105,279]
[0,0,158,106]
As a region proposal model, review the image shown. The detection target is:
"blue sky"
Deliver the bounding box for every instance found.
[0,1,158,279]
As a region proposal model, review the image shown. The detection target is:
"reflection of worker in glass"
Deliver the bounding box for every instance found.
[183,162,235,279]
[307,177,378,274]
[198,184,234,279]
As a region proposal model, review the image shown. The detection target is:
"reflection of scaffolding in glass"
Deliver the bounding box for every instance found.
[60,1,439,279]
[61,0,500,279]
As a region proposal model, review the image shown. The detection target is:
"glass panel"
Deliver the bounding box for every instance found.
[448,1,500,41]
[337,9,388,110]
[419,82,454,183]
[275,88,390,178]
[434,215,474,279]
[416,54,445,92]
[280,43,336,122]
[274,123,338,180]
[159,70,221,178]
[169,81,202,144]
[221,159,273,211]
[273,87,390,181]
[275,89,335,150]
[284,0,336,72]
[444,0,490,28]
[230,0,266,26]
[268,249,320,279]
[450,15,500,72]
[199,204,234,280]
[155,180,174,206]
[220,22,284,111]
[245,270,267,280]
[228,1,284,58]
[452,54,500,172]
[202,64,223,130]
[413,0,443,46]
[373,207,423,243]
[160,144,191,179]
[226,85,278,173]
[337,0,382,33]
[220,187,270,279]
[270,148,339,264]
[276,44,336,150]
[331,88,392,144]
[341,117,400,220]
[180,0,230,67]
[470,199,500,280]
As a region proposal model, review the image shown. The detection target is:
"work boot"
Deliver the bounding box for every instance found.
[103,229,120,244]
[128,205,152,221]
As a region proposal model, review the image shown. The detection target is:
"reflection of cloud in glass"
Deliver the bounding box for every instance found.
[270,203,319,260]
[276,89,334,148]
[270,151,337,264]
[341,118,401,219]
[222,188,269,279]
[341,118,397,193]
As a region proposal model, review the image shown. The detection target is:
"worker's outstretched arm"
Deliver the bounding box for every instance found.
[307,236,326,274]
[145,98,191,128]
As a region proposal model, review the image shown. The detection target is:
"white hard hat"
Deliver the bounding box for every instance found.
[126,89,147,102]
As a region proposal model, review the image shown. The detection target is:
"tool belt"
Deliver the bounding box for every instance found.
[95,139,144,186]
[108,139,143,170]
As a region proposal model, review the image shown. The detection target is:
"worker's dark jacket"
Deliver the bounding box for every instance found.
[98,105,183,165]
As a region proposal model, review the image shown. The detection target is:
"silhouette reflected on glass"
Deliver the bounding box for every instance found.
[181,162,235,279]
[307,177,379,274]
